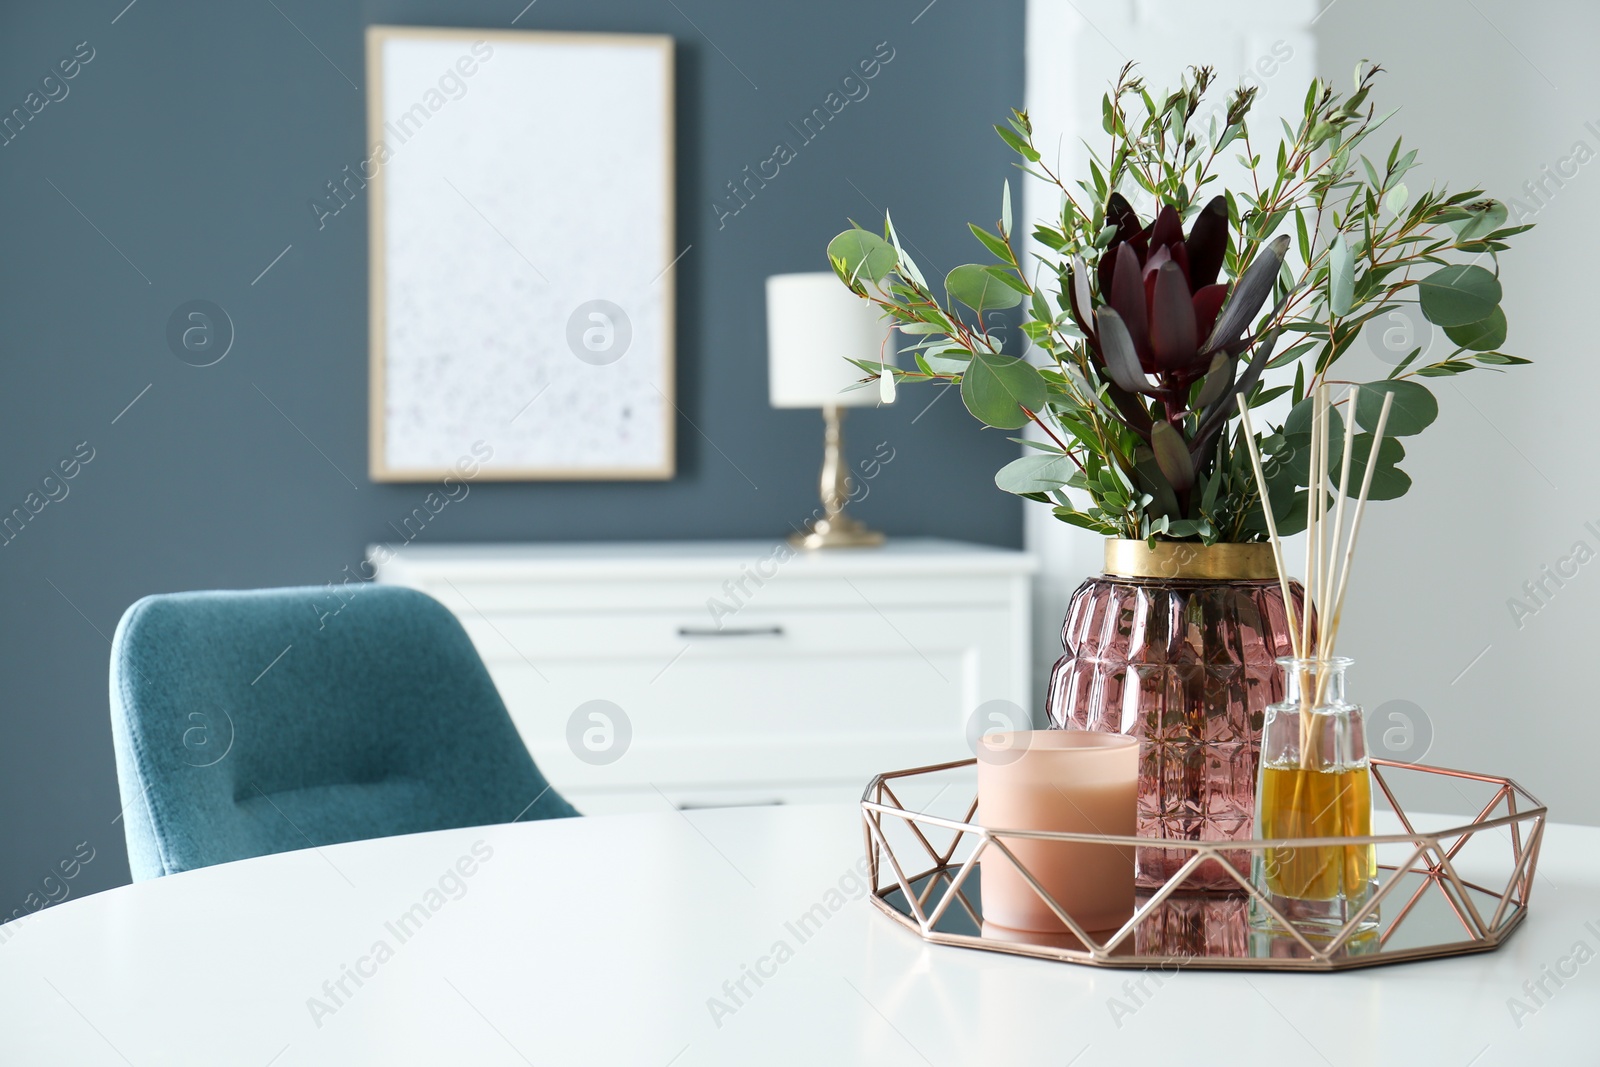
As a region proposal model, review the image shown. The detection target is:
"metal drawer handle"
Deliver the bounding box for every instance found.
[676,625,785,638]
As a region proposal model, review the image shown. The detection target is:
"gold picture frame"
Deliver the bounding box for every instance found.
[366,25,676,481]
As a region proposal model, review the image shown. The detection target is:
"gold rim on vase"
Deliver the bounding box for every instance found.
[1102,538,1280,581]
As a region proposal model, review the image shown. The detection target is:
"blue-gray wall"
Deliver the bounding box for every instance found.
[0,0,1023,905]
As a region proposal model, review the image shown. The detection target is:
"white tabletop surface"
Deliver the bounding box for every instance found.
[0,804,1594,1066]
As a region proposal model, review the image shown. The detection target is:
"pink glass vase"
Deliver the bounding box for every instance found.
[1045,540,1307,890]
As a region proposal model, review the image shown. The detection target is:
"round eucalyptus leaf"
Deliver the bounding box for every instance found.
[1451,199,1508,242]
[1443,306,1507,352]
[922,352,971,375]
[827,229,897,285]
[960,352,1048,429]
[945,264,1025,313]
[1417,264,1502,327]
[1284,395,1346,443]
[1355,379,1437,436]
[995,453,1076,494]
[1268,489,1309,536]
[1343,433,1412,500]
[1277,435,1317,487]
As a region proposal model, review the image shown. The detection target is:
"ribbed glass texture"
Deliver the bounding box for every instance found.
[1046,575,1305,889]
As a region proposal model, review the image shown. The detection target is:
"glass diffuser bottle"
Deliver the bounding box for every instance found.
[1248,656,1378,936]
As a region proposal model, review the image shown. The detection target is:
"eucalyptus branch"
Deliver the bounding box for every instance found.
[825,60,1530,544]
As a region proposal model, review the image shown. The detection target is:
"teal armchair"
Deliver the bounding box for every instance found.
[109,585,576,879]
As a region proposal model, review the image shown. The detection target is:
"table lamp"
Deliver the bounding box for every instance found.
[766,272,893,549]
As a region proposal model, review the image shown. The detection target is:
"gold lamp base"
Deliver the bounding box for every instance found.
[788,514,885,550]
[790,405,884,551]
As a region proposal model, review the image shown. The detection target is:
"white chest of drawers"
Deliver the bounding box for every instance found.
[371,539,1036,813]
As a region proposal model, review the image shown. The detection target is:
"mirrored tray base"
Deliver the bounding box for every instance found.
[863,758,1544,971]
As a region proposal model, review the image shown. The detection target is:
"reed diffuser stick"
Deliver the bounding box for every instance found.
[1299,388,1324,769]
[1325,391,1395,651]
[1239,385,1390,905]
[1236,386,1395,775]
[1314,385,1356,704]
[1300,391,1319,658]
[1235,397,1302,661]
[1316,383,1331,641]
[1323,385,1359,652]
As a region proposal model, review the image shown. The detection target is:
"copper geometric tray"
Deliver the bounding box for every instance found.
[862,757,1545,970]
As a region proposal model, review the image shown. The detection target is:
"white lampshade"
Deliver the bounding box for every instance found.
[766,272,894,409]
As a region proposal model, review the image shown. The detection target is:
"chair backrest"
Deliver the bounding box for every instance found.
[109,584,576,879]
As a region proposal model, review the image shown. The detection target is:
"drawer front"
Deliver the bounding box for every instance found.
[456,605,979,664]
[469,605,1019,793]
[374,557,1030,801]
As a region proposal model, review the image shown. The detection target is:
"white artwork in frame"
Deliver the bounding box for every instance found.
[366,26,676,481]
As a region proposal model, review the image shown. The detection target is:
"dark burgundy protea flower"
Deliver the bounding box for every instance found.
[1102,195,1230,383]
[1096,192,1231,362]
[1066,192,1290,494]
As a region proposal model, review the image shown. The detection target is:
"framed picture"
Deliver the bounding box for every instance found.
[366,26,676,481]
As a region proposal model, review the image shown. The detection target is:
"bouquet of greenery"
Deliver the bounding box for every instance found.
[828,63,1530,543]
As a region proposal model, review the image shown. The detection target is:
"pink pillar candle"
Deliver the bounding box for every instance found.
[978,731,1139,935]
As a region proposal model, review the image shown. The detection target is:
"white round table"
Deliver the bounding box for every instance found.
[0,805,1593,1065]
